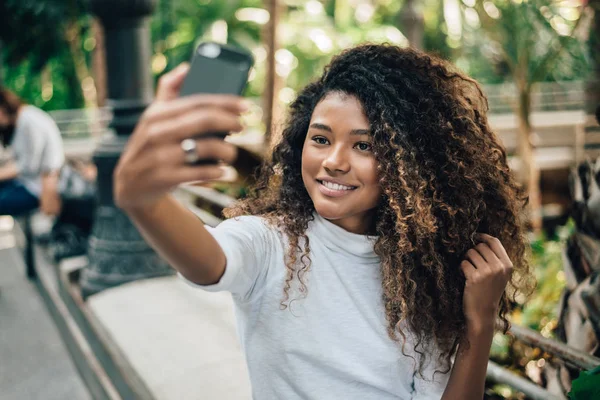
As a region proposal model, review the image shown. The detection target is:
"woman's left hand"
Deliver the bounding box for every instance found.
[461,233,513,331]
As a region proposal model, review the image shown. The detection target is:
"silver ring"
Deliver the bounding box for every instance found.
[181,138,200,165]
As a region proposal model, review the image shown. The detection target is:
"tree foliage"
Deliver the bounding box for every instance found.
[0,0,590,111]
[0,0,88,109]
[0,0,86,70]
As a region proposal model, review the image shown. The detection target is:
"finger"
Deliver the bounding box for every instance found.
[162,139,238,166]
[156,63,191,102]
[149,108,244,142]
[166,165,228,185]
[460,260,477,280]
[143,94,249,124]
[475,233,513,268]
[474,243,500,266]
[465,249,486,269]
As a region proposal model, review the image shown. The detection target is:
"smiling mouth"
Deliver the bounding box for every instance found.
[317,180,358,191]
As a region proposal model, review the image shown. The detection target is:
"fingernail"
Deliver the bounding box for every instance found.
[238,100,252,112]
[218,166,237,181]
[176,63,190,73]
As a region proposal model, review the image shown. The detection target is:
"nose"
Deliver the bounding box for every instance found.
[322,145,350,173]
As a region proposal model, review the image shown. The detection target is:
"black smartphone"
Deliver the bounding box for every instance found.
[180,41,253,99]
[179,42,254,164]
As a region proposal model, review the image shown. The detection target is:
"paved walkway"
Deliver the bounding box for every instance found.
[0,219,90,400]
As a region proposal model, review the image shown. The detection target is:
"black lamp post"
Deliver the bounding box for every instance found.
[80,0,172,297]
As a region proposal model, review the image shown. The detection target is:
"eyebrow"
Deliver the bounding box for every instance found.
[309,123,370,136]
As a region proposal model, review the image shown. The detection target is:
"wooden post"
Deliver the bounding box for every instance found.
[92,19,107,108]
[398,0,424,49]
[584,0,600,158]
[263,0,283,145]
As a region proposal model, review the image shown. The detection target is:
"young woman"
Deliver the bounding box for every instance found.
[0,87,64,216]
[114,44,533,399]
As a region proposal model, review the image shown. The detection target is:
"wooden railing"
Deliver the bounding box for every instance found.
[483,81,584,115]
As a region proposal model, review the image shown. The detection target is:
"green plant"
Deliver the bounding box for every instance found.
[569,365,600,400]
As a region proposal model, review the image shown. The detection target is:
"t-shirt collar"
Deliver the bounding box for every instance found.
[310,212,380,262]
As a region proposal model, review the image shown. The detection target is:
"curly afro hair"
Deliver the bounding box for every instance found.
[226,43,534,375]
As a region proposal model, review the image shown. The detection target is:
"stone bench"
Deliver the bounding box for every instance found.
[85,276,252,399]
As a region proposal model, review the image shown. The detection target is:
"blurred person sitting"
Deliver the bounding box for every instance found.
[0,86,64,217]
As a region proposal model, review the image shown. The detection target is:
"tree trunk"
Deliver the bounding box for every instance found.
[334,0,353,29]
[397,0,425,49]
[585,0,600,120]
[66,21,97,108]
[588,1,600,113]
[516,85,543,232]
[263,0,283,146]
[92,19,107,107]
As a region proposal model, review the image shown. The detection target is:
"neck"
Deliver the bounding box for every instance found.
[328,210,377,235]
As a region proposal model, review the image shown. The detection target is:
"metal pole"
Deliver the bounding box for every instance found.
[23,214,37,280]
[81,0,172,297]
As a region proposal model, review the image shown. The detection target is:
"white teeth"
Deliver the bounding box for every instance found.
[321,181,354,191]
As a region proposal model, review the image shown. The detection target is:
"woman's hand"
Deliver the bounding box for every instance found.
[461,233,513,332]
[113,63,248,210]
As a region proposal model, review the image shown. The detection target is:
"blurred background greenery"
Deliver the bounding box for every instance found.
[0,0,590,111]
[0,1,596,398]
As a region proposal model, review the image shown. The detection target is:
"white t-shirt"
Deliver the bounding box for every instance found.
[11,105,65,196]
[181,213,451,399]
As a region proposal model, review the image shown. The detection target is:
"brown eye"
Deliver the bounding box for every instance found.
[355,142,372,152]
[312,136,329,145]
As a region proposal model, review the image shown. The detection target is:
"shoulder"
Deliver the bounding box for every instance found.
[25,105,50,118]
[215,215,281,239]
[19,105,44,122]
[219,215,271,228]
[217,215,288,249]
[208,215,286,268]
[20,106,58,130]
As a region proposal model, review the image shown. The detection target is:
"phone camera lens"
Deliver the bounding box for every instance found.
[199,43,221,58]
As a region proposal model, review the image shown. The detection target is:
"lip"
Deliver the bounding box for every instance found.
[316,178,358,198]
[316,177,358,187]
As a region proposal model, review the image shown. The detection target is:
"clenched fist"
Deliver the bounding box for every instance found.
[461,233,513,331]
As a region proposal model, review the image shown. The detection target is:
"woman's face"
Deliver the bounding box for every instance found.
[301,92,381,234]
